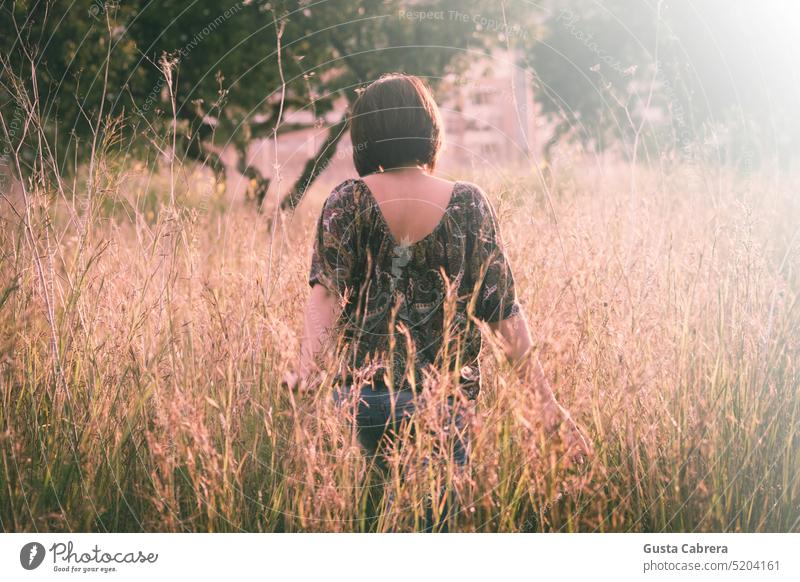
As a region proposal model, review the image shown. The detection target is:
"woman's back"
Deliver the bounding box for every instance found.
[308,176,519,398]
[361,170,456,244]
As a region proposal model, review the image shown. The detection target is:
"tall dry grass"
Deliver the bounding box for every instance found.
[1,135,798,531]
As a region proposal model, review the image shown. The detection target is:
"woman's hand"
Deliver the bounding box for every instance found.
[487,309,593,466]
[282,370,303,391]
[282,369,316,394]
[542,401,593,465]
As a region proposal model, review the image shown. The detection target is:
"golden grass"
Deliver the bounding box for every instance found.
[0,157,798,532]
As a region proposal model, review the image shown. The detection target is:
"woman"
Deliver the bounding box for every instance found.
[291,74,591,527]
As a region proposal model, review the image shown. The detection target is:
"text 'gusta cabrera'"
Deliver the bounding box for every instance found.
[644,543,728,554]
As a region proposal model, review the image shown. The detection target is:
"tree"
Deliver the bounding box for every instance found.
[523,0,658,161]
[525,0,799,168]
[1,0,505,209]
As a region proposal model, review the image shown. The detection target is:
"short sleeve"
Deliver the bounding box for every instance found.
[469,185,520,323]
[308,180,358,298]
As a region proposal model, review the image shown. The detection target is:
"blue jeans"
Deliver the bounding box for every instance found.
[333,382,471,531]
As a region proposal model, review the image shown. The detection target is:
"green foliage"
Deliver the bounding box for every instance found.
[526,0,799,165]
[3,0,796,185]
[525,0,656,156]
[1,0,499,192]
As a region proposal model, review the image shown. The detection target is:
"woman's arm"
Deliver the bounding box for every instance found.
[286,284,338,391]
[488,307,593,461]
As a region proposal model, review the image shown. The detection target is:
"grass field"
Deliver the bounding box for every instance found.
[1,155,798,532]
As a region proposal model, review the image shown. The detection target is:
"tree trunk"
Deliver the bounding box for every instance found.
[279,115,348,210]
[237,153,271,209]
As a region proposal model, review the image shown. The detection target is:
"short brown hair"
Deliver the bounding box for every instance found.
[349,74,444,176]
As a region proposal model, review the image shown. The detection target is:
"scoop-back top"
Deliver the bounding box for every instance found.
[308,178,519,399]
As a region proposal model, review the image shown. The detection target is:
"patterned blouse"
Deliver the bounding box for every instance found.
[308,178,519,399]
